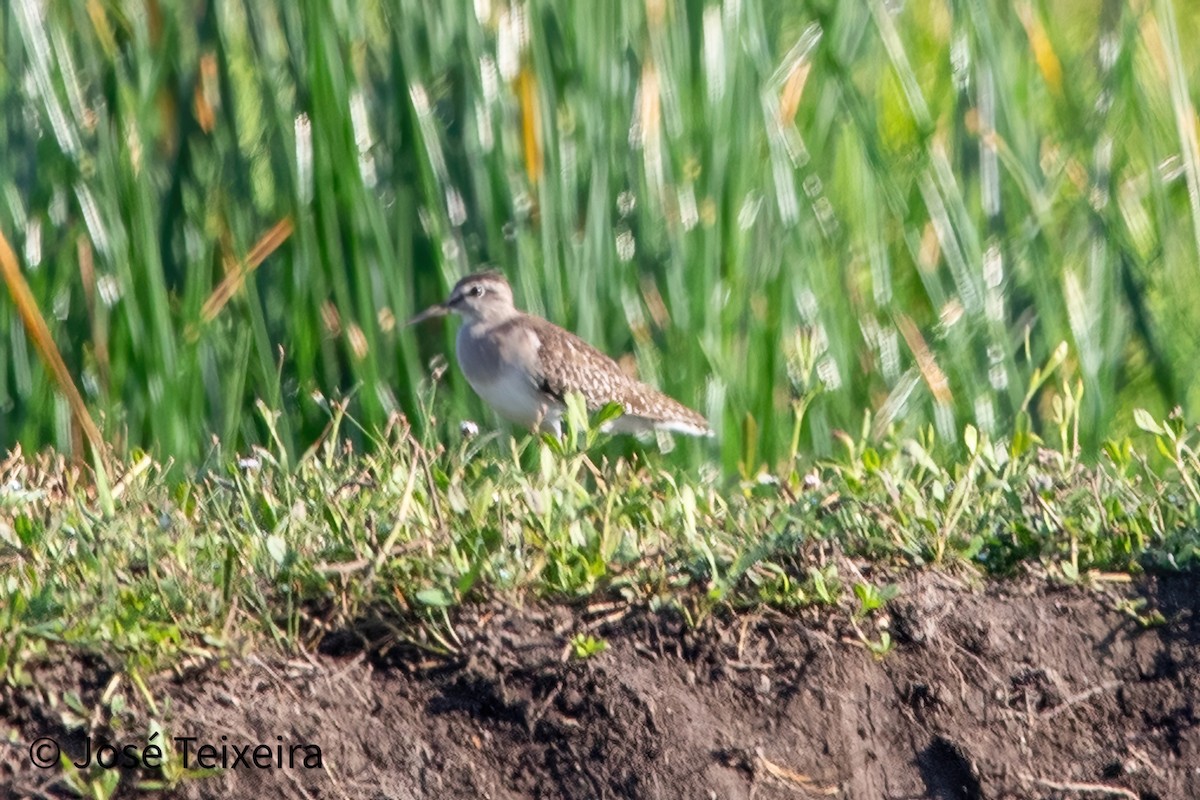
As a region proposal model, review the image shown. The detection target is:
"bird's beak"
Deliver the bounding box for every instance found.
[406,302,450,326]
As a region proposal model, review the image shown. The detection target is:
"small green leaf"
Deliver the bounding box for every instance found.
[541,431,566,456]
[1133,408,1163,436]
[594,401,625,428]
[962,535,985,560]
[14,515,38,547]
[447,484,469,515]
[415,587,453,607]
[265,534,287,565]
[457,559,483,595]
[808,567,835,604]
[963,425,978,456]
[570,633,608,659]
[63,690,86,715]
[1102,437,1132,468]
[563,391,589,444]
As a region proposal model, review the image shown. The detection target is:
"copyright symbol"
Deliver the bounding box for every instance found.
[29,737,60,769]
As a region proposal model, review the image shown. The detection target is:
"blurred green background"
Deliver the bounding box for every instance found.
[1,0,1198,472]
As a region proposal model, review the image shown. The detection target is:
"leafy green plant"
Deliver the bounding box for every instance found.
[570,633,609,660]
[853,582,900,619]
[1113,597,1167,629]
[861,630,895,661]
[807,565,840,606]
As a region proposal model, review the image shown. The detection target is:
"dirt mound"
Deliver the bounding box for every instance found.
[4,572,1198,799]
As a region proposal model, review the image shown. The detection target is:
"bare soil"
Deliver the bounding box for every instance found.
[4,571,1198,799]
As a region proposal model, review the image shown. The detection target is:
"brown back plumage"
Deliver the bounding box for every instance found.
[525,314,710,433]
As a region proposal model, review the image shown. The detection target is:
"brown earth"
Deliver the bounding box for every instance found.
[3,571,1198,799]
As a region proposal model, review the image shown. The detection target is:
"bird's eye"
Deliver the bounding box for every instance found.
[469,285,484,297]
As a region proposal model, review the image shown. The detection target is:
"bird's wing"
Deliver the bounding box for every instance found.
[526,315,710,432]
[525,315,635,411]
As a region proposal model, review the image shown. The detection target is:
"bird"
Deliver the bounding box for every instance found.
[408,271,711,438]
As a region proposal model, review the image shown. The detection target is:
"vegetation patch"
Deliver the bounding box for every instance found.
[2,402,1197,676]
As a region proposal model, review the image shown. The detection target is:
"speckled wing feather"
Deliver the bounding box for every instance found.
[525,314,710,433]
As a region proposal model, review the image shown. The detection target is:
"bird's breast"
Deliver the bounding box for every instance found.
[456,322,558,430]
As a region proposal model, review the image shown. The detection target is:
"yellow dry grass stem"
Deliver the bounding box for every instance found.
[199,216,295,325]
[518,66,542,186]
[0,227,103,455]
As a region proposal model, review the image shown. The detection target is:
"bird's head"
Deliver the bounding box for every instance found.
[407,271,516,326]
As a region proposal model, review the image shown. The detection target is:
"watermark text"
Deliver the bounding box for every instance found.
[28,733,323,771]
